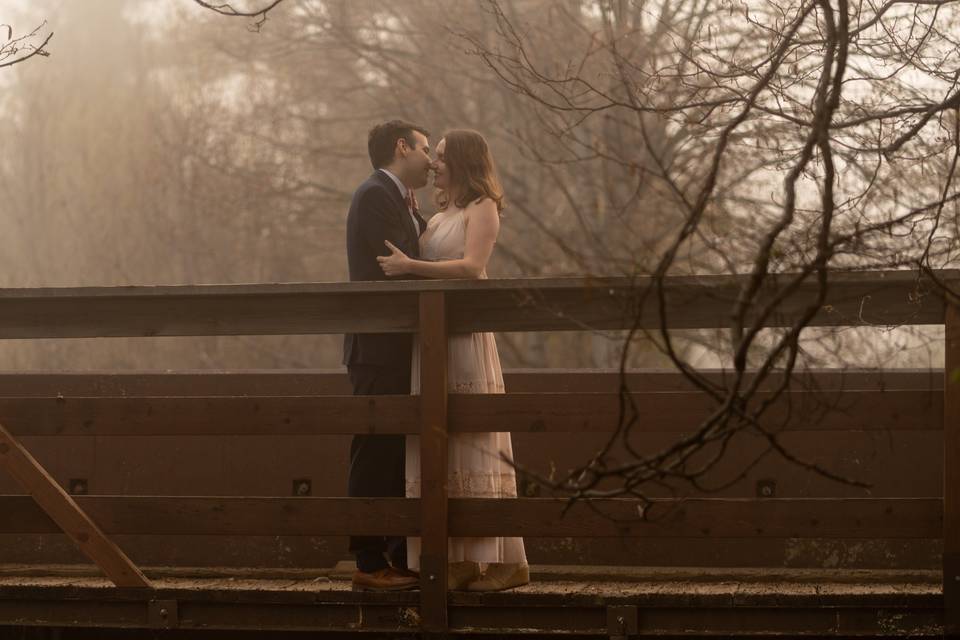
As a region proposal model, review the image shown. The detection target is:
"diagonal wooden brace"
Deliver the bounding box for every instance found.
[0,420,150,588]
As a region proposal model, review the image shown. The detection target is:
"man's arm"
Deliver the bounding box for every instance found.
[379,199,499,279]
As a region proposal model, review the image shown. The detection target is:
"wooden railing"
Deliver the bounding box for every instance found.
[0,270,956,635]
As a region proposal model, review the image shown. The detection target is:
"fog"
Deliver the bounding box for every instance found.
[0,0,951,370]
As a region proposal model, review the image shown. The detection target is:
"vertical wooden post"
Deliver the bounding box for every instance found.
[0,421,150,588]
[946,301,960,639]
[418,291,449,634]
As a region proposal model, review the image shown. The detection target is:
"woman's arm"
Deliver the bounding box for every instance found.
[378,199,500,279]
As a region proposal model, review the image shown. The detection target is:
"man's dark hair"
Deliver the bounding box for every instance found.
[368,120,430,170]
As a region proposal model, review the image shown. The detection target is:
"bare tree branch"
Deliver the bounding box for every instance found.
[0,22,52,70]
[192,0,287,31]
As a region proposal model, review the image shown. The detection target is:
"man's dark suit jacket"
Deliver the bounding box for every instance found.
[342,170,425,368]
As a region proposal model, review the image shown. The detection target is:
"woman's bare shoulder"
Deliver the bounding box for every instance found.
[464,197,499,218]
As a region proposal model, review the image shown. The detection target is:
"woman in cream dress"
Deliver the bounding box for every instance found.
[378,129,528,591]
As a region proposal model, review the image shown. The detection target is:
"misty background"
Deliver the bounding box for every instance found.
[0,0,945,371]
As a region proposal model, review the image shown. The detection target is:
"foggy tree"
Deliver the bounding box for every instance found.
[3,0,955,500]
[457,0,960,502]
[193,0,960,499]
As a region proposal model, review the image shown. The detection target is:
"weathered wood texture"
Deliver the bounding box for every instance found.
[0,567,942,636]
[0,270,948,338]
[944,302,960,636]
[0,423,149,588]
[0,271,952,634]
[0,388,940,437]
[0,496,941,539]
[418,291,449,633]
[0,368,942,396]
[0,369,947,570]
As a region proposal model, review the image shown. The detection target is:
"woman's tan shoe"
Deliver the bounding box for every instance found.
[447,561,481,590]
[465,563,530,592]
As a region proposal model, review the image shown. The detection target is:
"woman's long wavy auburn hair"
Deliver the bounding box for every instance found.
[435,129,504,214]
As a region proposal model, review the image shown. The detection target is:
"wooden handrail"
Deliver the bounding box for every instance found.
[0,271,957,633]
[0,270,951,338]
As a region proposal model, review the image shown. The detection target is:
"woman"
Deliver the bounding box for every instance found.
[378,129,529,592]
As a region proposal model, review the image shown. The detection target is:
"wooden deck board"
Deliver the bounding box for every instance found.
[0,564,943,636]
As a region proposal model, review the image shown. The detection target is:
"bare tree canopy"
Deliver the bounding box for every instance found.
[1,0,956,503]
[454,0,960,501]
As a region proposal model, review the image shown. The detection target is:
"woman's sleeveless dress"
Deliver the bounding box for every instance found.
[405,207,528,569]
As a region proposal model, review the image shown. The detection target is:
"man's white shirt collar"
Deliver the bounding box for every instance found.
[379,168,408,200]
[379,168,420,233]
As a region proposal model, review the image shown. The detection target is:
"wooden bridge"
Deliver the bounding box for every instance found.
[0,270,957,638]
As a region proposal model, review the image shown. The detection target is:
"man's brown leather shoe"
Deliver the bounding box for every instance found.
[351,567,419,592]
[393,566,420,579]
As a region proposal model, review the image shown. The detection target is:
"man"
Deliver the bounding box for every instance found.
[343,120,433,591]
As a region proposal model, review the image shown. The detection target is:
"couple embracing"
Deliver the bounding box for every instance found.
[343,121,529,593]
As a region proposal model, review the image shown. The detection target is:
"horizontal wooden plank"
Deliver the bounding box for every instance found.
[0,270,950,338]
[450,497,944,539]
[0,368,943,396]
[0,290,418,339]
[0,370,355,396]
[0,396,418,436]
[451,388,942,433]
[0,563,941,586]
[0,270,948,299]
[0,496,940,538]
[0,388,940,436]
[505,368,946,393]
[0,570,942,635]
[0,564,941,635]
[449,270,953,332]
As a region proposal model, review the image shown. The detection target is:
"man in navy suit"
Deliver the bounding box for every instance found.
[343,120,432,591]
